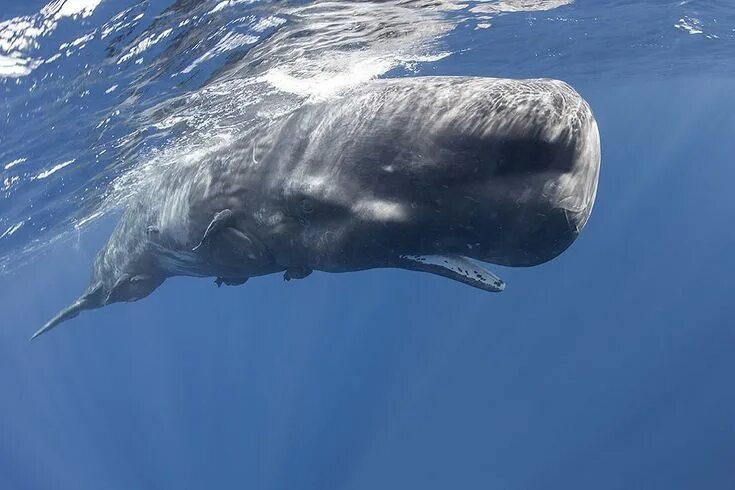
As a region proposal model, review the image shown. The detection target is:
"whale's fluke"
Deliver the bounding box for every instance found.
[31,286,103,340]
[33,273,164,339]
[397,255,505,292]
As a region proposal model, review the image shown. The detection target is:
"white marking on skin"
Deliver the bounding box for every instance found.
[352,199,407,222]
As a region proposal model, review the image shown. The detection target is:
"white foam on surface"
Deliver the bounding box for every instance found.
[0,220,26,240]
[0,53,39,77]
[118,29,173,64]
[44,0,102,19]
[211,0,257,15]
[182,32,260,74]
[471,0,573,13]
[33,158,76,180]
[252,16,286,32]
[2,176,20,192]
[0,0,103,77]
[253,3,456,100]
[260,56,395,100]
[74,211,103,230]
[3,158,27,170]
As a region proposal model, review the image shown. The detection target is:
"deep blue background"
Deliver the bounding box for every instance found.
[1,76,734,489]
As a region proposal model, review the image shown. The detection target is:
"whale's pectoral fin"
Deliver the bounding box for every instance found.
[193,209,234,251]
[193,209,273,270]
[396,255,505,292]
[284,267,313,281]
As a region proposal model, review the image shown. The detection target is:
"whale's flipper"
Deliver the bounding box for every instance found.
[193,209,234,251]
[284,267,313,281]
[396,254,505,292]
[191,210,272,269]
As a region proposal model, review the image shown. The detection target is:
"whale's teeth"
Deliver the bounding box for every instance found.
[397,254,505,292]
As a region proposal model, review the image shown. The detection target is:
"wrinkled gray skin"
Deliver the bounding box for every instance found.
[33,76,600,338]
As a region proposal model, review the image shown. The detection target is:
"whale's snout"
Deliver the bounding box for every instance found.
[465,88,601,268]
[558,112,601,235]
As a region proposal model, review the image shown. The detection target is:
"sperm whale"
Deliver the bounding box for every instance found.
[33,76,600,338]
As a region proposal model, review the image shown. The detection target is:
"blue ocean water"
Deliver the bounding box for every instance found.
[1,1,734,488]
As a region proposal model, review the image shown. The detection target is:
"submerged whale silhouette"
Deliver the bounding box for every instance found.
[33,76,600,338]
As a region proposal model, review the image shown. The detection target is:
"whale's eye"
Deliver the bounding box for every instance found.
[300,198,315,215]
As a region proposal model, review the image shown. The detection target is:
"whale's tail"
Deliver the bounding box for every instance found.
[32,273,163,340]
[31,285,104,340]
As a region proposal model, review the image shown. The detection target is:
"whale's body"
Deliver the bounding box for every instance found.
[34,76,600,338]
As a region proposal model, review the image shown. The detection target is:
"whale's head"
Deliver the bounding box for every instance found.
[267,77,600,270]
[421,82,600,267]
